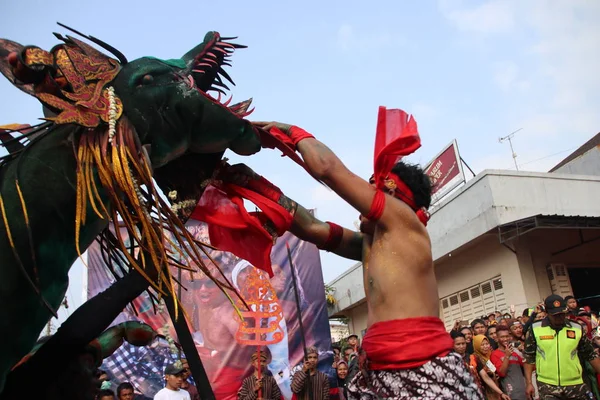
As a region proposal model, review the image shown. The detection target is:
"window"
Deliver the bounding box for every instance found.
[440,276,506,330]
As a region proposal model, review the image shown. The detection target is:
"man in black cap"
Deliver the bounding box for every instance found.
[524,294,600,399]
[153,361,190,400]
[347,335,359,353]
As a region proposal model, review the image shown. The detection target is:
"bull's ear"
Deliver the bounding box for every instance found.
[0,39,40,97]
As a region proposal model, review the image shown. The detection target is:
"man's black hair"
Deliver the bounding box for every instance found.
[116,382,134,396]
[470,318,485,328]
[390,161,433,210]
[450,331,465,339]
[97,389,115,400]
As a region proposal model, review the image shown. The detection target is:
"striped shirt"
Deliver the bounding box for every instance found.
[291,370,330,400]
[237,374,282,400]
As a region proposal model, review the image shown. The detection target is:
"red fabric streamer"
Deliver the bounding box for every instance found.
[366,190,386,221]
[318,221,344,251]
[362,317,453,370]
[368,106,431,225]
[373,107,420,183]
[190,182,293,277]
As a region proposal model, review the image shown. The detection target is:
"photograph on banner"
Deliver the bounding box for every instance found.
[424,139,466,204]
[87,219,335,400]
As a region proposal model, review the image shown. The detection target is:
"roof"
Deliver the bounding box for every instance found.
[549,132,600,172]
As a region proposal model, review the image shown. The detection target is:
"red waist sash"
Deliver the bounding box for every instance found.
[362,316,453,370]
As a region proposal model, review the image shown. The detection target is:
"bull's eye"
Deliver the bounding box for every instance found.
[138,74,154,86]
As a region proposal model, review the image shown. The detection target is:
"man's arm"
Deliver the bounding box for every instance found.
[290,370,307,394]
[221,162,363,260]
[290,200,362,260]
[296,138,413,230]
[578,335,600,373]
[523,329,537,397]
[237,377,258,400]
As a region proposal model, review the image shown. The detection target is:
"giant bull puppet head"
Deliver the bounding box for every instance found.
[0,26,261,170]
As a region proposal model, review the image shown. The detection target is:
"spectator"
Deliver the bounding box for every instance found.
[291,347,329,400]
[507,319,525,354]
[154,362,191,400]
[335,360,349,400]
[450,331,468,363]
[486,325,498,350]
[116,382,134,400]
[469,335,509,400]
[490,325,526,400]
[488,313,498,326]
[460,326,474,355]
[346,335,359,353]
[565,295,578,317]
[471,319,487,335]
[237,350,282,400]
[524,294,600,399]
[179,359,199,400]
[342,347,354,363]
[97,389,116,400]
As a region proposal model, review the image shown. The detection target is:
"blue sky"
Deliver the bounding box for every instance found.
[1,0,599,319]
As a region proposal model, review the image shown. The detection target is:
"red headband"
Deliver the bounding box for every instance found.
[368,107,429,225]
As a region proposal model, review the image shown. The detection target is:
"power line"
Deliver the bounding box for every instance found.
[502,146,578,170]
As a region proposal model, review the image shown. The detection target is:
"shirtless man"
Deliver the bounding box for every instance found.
[222,119,482,399]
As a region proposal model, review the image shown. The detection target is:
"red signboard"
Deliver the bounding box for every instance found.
[424,140,464,198]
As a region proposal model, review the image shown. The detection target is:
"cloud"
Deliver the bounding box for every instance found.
[438,0,517,34]
[438,0,600,172]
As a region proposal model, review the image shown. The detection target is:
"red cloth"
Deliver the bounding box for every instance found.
[372,107,420,187]
[362,317,453,370]
[368,107,431,225]
[212,365,247,400]
[190,183,293,277]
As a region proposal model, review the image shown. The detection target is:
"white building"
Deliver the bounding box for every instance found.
[327,133,600,337]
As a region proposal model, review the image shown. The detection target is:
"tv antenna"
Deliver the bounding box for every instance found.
[499,128,522,171]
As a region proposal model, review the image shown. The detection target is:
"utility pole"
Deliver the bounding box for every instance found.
[499,128,522,171]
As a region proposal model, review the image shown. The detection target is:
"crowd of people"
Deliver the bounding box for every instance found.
[448,295,600,399]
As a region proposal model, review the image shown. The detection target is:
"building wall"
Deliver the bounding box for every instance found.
[553,146,600,176]
[329,323,350,343]
[345,302,369,339]
[526,228,600,300]
[435,234,526,306]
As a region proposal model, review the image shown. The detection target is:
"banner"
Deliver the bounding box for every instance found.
[424,139,465,202]
[87,219,335,400]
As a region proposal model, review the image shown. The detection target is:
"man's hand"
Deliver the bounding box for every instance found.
[302,359,313,372]
[504,344,514,357]
[525,382,535,398]
[253,121,293,135]
[254,377,263,392]
[217,162,259,187]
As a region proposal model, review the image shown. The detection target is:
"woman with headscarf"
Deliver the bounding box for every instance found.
[334,361,349,400]
[469,335,510,400]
